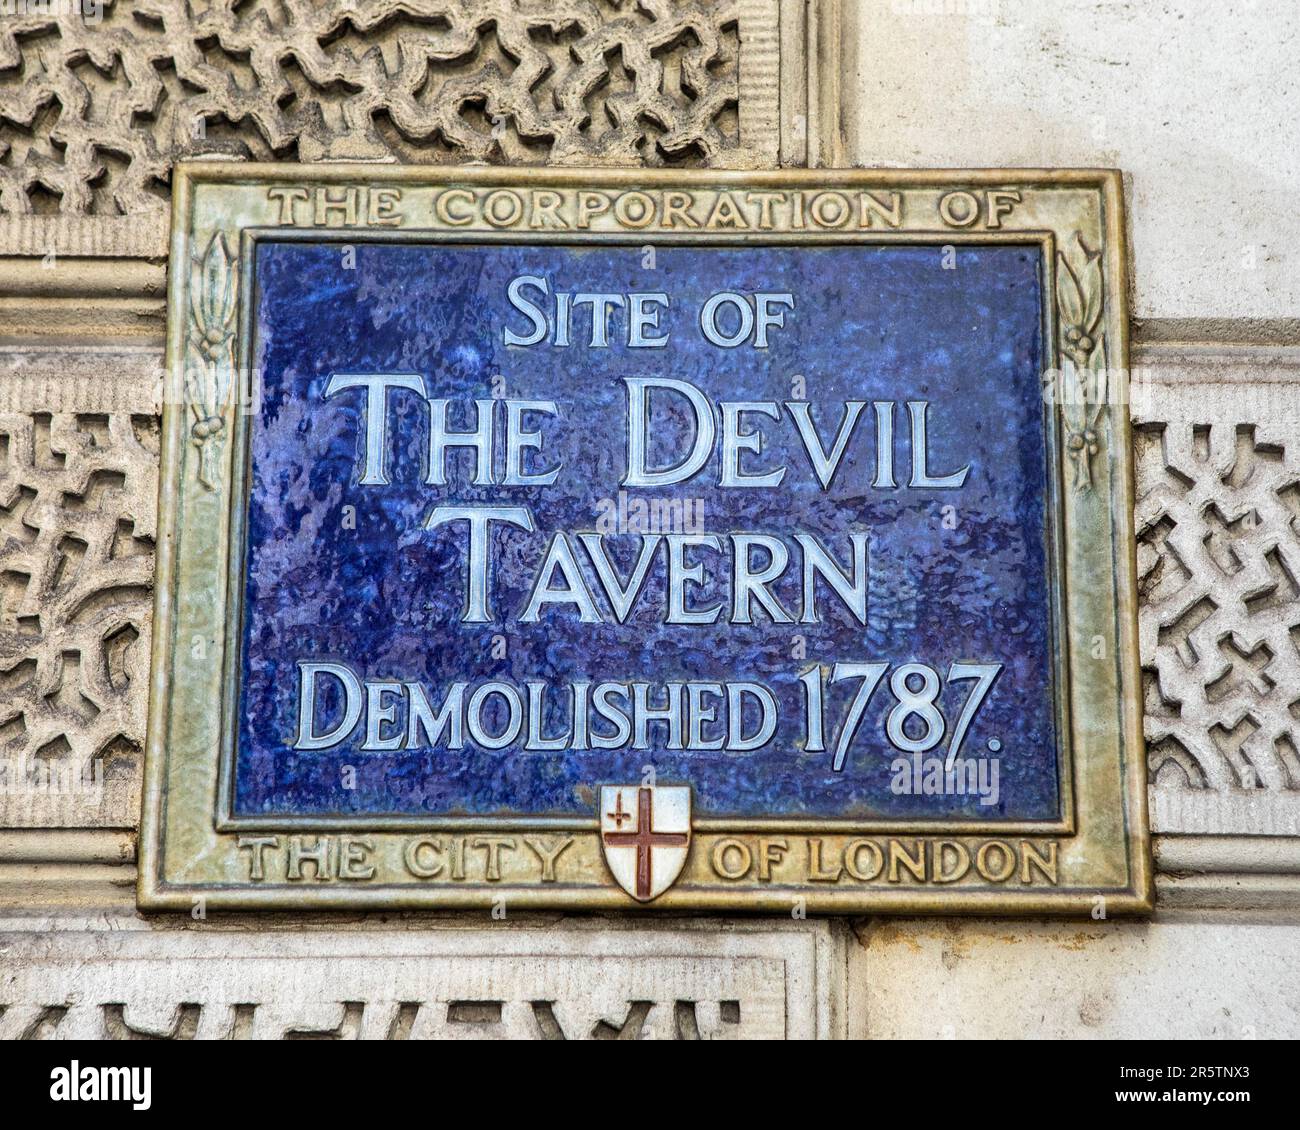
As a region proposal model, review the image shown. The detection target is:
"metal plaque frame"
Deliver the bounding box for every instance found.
[139,165,1151,914]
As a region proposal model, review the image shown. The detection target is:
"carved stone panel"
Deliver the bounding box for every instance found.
[0,0,783,257]
[0,918,844,1039]
[0,346,161,827]
[1134,346,1300,835]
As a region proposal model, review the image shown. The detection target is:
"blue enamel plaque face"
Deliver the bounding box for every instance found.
[235,240,1059,825]
[142,168,1150,914]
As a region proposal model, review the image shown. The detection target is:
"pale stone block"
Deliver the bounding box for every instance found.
[848,1,1299,321]
[853,917,1300,1038]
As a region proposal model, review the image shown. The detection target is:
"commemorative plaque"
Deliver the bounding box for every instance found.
[140,167,1151,913]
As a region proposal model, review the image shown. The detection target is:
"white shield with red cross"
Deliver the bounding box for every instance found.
[599,785,692,902]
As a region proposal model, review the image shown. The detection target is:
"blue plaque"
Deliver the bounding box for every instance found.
[236,239,1058,825]
[141,168,1151,913]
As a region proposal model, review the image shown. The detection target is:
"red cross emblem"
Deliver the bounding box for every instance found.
[599,785,692,902]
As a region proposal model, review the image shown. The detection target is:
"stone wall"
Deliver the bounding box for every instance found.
[1,0,1297,1038]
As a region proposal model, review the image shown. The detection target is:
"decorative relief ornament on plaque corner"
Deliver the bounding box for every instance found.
[187,232,239,490]
[1056,232,1109,493]
[599,785,693,902]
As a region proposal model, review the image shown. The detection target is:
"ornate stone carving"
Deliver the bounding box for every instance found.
[1134,347,1300,834]
[3,995,745,1040]
[0,0,753,223]
[0,922,844,1039]
[0,349,160,827]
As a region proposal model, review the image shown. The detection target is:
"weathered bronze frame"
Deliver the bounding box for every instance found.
[139,165,1151,914]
